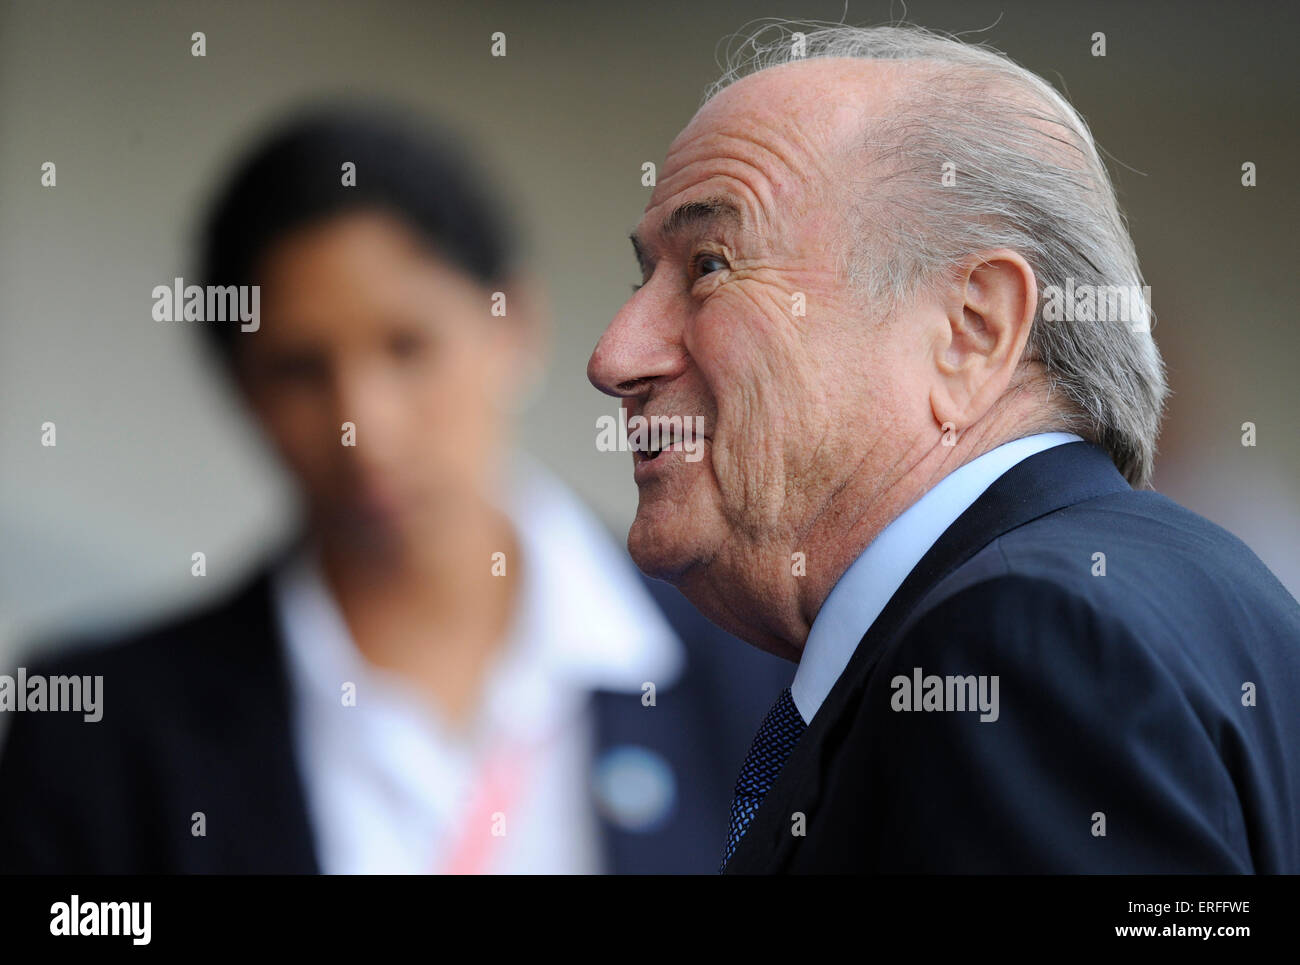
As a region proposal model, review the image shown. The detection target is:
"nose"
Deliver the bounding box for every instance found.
[330,359,406,470]
[587,286,688,399]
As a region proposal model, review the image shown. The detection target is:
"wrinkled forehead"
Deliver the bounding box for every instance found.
[642,58,910,240]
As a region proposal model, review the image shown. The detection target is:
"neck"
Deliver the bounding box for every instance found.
[689,394,1060,660]
[315,495,521,724]
[320,498,513,608]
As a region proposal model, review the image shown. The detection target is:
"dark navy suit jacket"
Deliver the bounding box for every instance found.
[0,556,792,874]
[725,441,1300,874]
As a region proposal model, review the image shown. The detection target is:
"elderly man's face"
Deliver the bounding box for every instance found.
[589,62,927,617]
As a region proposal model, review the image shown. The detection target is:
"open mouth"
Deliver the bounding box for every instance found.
[636,438,706,463]
[635,436,685,462]
[628,414,709,465]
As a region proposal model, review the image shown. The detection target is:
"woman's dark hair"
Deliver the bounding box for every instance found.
[196,101,520,365]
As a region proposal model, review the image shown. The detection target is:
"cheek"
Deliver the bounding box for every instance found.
[690,296,812,518]
[690,291,795,416]
[406,345,503,473]
[255,396,341,493]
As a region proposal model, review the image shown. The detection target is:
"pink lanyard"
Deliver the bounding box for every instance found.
[435,740,533,875]
[434,701,583,875]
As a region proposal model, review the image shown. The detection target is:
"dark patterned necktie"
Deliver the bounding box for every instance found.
[720,686,808,871]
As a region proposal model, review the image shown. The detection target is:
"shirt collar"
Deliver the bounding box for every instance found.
[489,452,684,694]
[790,432,1083,724]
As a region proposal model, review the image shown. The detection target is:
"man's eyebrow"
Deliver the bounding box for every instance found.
[629,196,745,272]
[657,196,743,241]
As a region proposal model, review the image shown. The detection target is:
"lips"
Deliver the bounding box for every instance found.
[636,443,681,463]
[631,420,702,462]
[635,437,673,462]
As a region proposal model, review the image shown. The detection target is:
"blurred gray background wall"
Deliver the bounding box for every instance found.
[2,0,1297,659]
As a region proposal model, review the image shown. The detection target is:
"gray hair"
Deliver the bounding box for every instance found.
[704,22,1168,487]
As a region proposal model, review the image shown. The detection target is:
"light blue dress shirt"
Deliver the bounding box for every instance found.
[790,432,1084,725]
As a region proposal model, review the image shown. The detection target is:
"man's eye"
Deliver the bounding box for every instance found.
[692,252,729,279]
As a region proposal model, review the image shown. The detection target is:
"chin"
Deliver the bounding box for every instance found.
[626,509,704,585]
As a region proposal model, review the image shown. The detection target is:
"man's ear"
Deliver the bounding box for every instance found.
[928,249,1037,433]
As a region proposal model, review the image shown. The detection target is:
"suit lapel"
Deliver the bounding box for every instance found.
[590,682,730,874]
[725,441,1130,873]
[179,571,321,873]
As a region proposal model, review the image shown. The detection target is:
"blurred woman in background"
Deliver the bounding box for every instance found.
[0,105,790,874]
